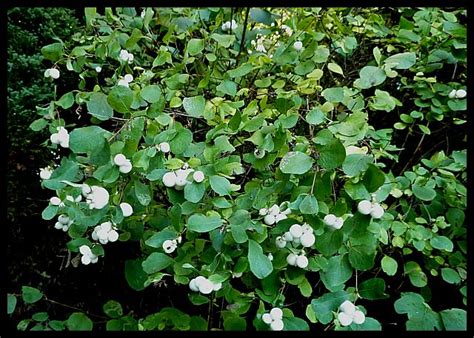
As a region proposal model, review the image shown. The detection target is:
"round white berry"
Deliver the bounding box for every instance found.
[370,203,384,219]
[194,276,206,287]
[82,184,92,196]
[119,161,132,174]
[333,217,344,229]
[120,202,133,217]
[270,307,283,320]
[108,230,119,242]
[54,222,63,229]
[301,223,313,234]
[193,170,205,183]
[58,214,69,224]
[50,133,60,144]
[81,255,91,265]
[283,232,293,242]
[95,66,102,73]
[262,313,273,324]
[269,205,280,216]
[323,214,336,226]
[339,300,356,315]
[456,89,466,99]
[259,208,268,216]
[300,232,315,247]
[296,255,308,268]
[357,200,372,215]
[175,176,188,187]
[114,154,128,166]
[293,41,303,51]
[289,224,303,238]
[49,68,60,79]
[89,186,110,209]
[39,167,52,180]
[189,278,199,291]
[212,282,222,291]
[275,213,287,223]
[270,318,284,331]
[286,253,297,266]
[448,89,457,98]
[162,172,177,187]
[275,236,287,249]
[159,142,170,153]
[352,310,365,324]
[162,239,177,254]
[264,214,276,225]
[79,245,92,256]
[124,74,133,82]
[118,79,129,87]
[338,311,353,326]
[198,278,214,294]
[50,197,61,206]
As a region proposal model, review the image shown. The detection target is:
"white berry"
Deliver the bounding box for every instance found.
[338,311,353,326]
[300,232,315,247]
[198,278,214,294]
[259,208,268,216]
[114,154,128,166]
[50,197,61,206]
[333,217,344,229]
[189,278,199,292]
[352,310,365,324]
[163,172,177,187]
[370,203,384,219]
[286,253,297,266]
[264,214,276,225]
[339,300,356,315]
[275,236,287,248]
[119,161,132,174]
[324,214,336,226]
[293,41,303,51]
[270,318,284,331]
[262,313,272,324]
[270,307,283,320]
[283,232,293,242]
[456,89,466,99]
[120,202,133,217]
[296,255,308,268]
[193,170,205,183]
[448,89,457,98]
[289,224,303,238]
[357,200,372,215]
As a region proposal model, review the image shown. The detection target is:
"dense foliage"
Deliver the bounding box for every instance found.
[8,7,467,331]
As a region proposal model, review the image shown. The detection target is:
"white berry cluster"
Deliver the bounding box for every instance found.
[293,41,303,51]
[260,203,291,225]
[92,221,119,244]
[162,166,205,190]
[118,74,133,87]
[251,34,267,53]
[221,19,237,31]
[261,307,284,331]
[286,252,309,268]
[276,223,315,248]
[448,89,467,99]
[119,49,134,63]
[39,166,53,180]
[162,236,182,254]
[50,127,69,148]
[280,24,293,36]
[119,202,133,217]
[44,68,60,79]
[113,154,133,174]
[156,142,170,153]
[82,184,110,209]
[323,214,344,229]
[337,300,366,326]
[79,245,99,265]
[54,214,73,232]
[357,200,384,219]
[189,276,222,294]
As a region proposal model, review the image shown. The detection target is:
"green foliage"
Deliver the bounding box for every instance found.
[12,6,466,332]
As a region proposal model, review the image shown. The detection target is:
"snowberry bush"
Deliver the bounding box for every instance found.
[12,7,466,331]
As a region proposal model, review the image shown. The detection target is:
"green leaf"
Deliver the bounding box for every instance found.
[248,239,273,279]
[430,236,453,252]
[87,92,113,121]
[305,108,325,125]
[103,300,123,319]
[441,268,461,284]
[124,259,147,291]
[140,85,162,104]
[210,33,235,48]
[279,151,313,175]
[56,92,75,109]
[404,261,428,287]
[107,86,133,113]
[69,126,109,154]
[315,229,343,256]
[84,8,97,27]
[41,42,63,61]
[394,292,442,330]
[145,229,177,248]
[187,38,204,56]
[209,175,232,196]
[22,286,43,304]
[354,66,386,89]
[249,8,274,25]
[412,184,436,201]
[134,180,151,206]
[216,80,237,97]
[43,157,80,190]
[66,313,93,331]
[142,253,174,274]
[227,63,254,78]
[184,182,206,203]
[418,125,431,135]
[321,87,344,103]
[327,62,344,76]
[316,138,346,171]
[311,290,348,324]
[170,127,193,155]
[358,278,388,300]
[370,89,397,112]
[342,154,372,177]
[383,52,416,69]
[439,309,466,330]
[362,164,385,193]
[299,194,319,214]
[381,255,398,276]
[283,317,309,331]
[182,96,206,117]
[29,118,48,131]
[187,213,223,233]
[223,316,247,331]
[7,294,17,315]
[320,255,352,292]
